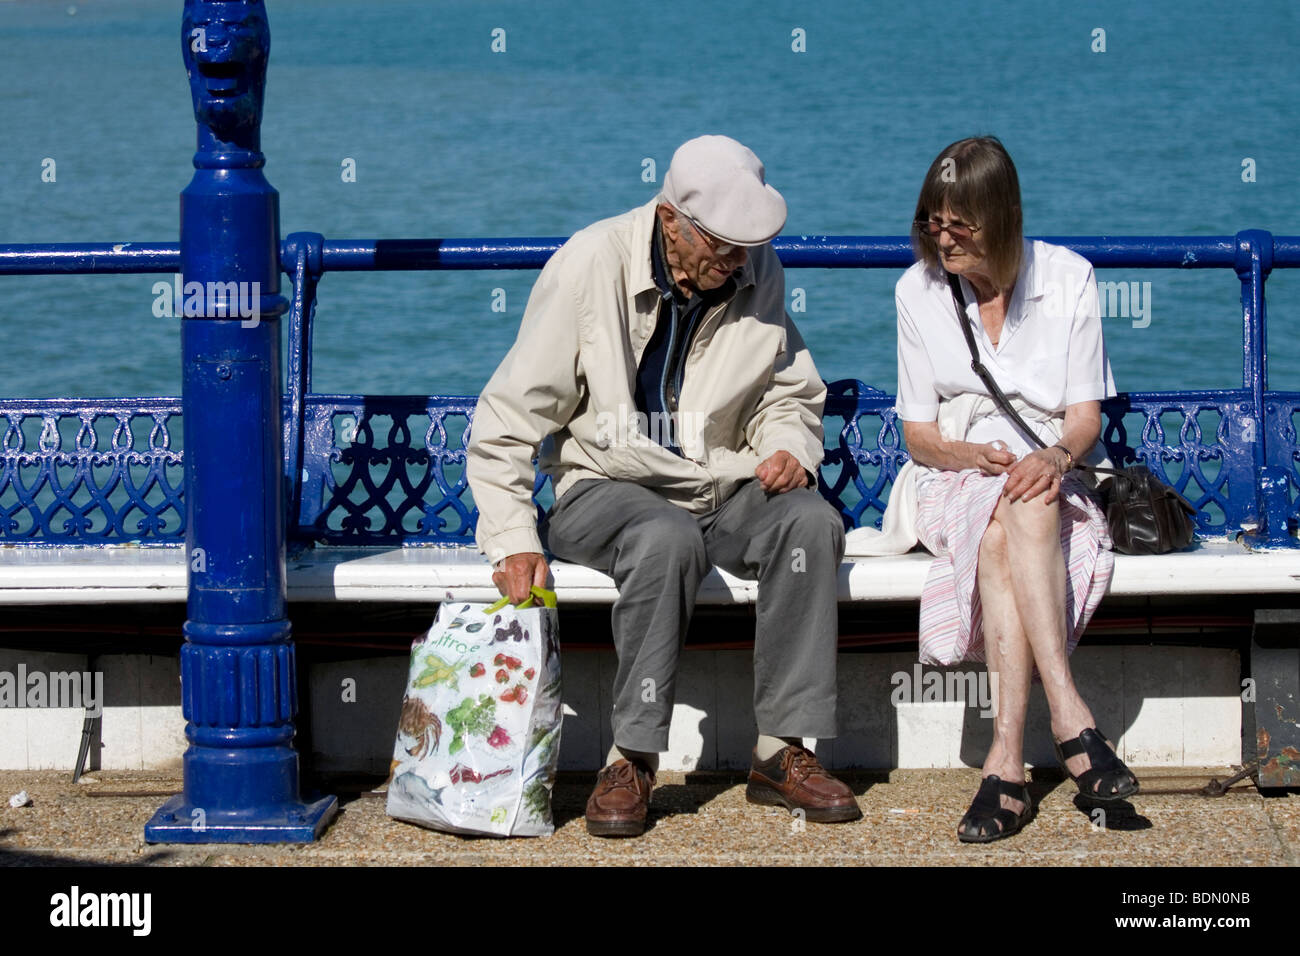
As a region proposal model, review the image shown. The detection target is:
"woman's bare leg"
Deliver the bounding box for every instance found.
[967,516,1031,827]
[992,494,1106,783]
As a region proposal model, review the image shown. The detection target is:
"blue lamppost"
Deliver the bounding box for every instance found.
[146,0,336,843]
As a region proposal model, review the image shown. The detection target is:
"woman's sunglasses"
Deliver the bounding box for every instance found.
[914,218,981,241]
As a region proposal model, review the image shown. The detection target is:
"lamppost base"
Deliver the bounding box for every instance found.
[144,793,338,844]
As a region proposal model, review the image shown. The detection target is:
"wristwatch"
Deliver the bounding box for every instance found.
[1052,443,1074,472]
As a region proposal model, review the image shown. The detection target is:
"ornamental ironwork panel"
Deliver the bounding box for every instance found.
[1098,391,1252,535]
[820,379,906,532]
[0,388,1260,546]
[298,394,523,546]
[0,400,184,543]
[818,382,1251,536]
[1264,391,1300,536]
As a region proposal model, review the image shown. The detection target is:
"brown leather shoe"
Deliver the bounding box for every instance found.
[747,745,862,823]
[585,759,654,837]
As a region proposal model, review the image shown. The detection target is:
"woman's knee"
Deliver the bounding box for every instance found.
[1000,495,1060,543]
[980,516,1008,560]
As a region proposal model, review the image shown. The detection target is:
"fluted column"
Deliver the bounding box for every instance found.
[145,0,336,843]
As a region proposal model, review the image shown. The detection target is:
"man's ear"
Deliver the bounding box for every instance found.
[656,203,677,234]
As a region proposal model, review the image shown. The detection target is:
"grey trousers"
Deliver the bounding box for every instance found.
[542,477,845,753]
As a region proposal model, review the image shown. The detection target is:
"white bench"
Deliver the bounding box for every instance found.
[1,537,1296,605]
[0,539,1276,775]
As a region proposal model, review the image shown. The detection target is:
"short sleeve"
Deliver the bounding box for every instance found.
[1064,264,1117,405]
[895,287,940,422]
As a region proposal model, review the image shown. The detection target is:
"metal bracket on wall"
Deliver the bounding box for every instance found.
[1250,609,1300,788]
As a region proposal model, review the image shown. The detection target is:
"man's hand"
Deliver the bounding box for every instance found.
[1002,447,1068,504]
[492,552,550,604]
[755,450,810,494]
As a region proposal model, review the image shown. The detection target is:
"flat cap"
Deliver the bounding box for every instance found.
[662,135,787,246]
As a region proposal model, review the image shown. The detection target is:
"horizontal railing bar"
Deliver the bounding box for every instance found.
[318,236,1252,271]
[1035,237,1239,268]
[318,238,567,271]
[1272,237,1300,267]
[2,236,1287,275]
[0,398,183,410]
[0,388,1256,408]
[0,244,180,275]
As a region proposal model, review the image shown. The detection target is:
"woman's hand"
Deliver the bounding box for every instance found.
[1002,447,1069,504]
[902,422,1020,476]
[972,441,1017,477]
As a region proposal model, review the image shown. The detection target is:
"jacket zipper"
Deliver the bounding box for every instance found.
[664,307,699,416]
[666,299,728,415]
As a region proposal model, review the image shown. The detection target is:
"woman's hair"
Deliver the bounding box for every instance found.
[911,136,1023,289]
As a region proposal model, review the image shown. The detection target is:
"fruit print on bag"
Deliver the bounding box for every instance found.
[492,618,526,643]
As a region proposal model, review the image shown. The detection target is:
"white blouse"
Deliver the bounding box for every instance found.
[894,238,1116,459]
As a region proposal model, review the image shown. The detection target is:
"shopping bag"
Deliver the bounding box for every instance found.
[386,586,562,837]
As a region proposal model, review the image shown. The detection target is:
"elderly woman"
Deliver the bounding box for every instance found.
[852,136,1138,842]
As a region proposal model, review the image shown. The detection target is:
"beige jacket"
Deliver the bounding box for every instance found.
[467,198,827,564]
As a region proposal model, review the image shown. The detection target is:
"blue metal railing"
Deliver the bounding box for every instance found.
[4,231,1300,546]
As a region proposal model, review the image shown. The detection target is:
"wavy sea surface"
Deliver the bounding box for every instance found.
[1,0,1297,399]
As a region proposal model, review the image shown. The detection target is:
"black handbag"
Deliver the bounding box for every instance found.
[1094,464,1196,555]
[945,272,1196,555]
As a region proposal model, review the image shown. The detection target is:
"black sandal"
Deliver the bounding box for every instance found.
[1054,727,1140,802]
[957,774,1034,843]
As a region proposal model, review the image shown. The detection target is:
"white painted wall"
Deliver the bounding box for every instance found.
[0,646,1242,772]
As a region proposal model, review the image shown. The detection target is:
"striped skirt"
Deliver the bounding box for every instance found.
[914,470,1114,666]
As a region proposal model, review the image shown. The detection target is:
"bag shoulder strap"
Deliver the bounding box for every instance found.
[947,273,1132,481]
[946,272,1048,452]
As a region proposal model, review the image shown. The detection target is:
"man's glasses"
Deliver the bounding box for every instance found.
[914,218,981,241]
[682,215,739,257]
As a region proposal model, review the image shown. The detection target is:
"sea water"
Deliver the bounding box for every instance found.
[1,0,1297,400]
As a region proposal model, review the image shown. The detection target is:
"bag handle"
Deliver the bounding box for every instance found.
[483,585,557,614]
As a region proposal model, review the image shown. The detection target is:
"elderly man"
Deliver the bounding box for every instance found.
[467,135,857,837]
